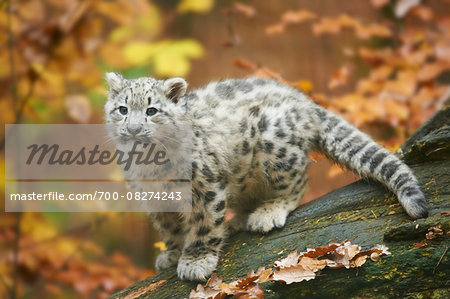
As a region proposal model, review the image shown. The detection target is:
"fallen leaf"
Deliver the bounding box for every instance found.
[352,255,369,267]
[300,243,340,258]
[328,65,351,89]
[265,23,285,35]
[329,241,361,269]
[219,276,263,298]
[417,61,449,82]
[255,267,273,284]
[273,264,316,284]
[274,251,300,269]
[65,94,91,123]
[233,58,256,71]
[371,0,389,8]
[409,5,434,21]
[426,227,444,239]
[435,39,450,63]
[437,211,450,216]
[395,0,421,18]
[371,244,391,256]
[297,80,314,92]
[190,273,225,299]
[231,2,257,18]
[281,10,316,24]
[414,242,428,248]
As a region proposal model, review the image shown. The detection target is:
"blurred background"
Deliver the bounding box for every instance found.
[1,0,449,298]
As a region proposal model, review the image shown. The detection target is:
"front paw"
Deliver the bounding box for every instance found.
[246,207,289,233]
[177,253,219,281]
[155,249,181,272]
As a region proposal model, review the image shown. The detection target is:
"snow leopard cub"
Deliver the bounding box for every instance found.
[104,72,428,281]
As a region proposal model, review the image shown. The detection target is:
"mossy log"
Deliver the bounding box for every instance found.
[110,107,450,299]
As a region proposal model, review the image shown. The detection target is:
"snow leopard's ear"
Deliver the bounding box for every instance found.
[164,77,188,104]
[105,72,124,94]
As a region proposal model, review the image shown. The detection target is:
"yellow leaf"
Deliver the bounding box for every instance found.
[123,42,155,65]
[154,241,167,251]
[123,39,204,76]
[123,41,170,65]
[297,80,313,92]
[154,52,190,77]
[22,213,58,241]
[170,39,204,58]
[178,0,214,13]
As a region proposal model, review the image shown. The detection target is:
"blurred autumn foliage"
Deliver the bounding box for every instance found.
[1,0,208,298]
[1,0,450,298]
[231,0,450,146]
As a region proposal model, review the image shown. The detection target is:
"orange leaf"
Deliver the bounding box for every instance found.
[414,242,428,248]
[328,65,351,89]
[233,58,256,71]
[395,0,421,18]
[409,5,434,21]
[308,151,325,162]
[265,23,285,35]
[281,10,316,24]
[297,80,314,92]
[417,62,449,82]
[435,39,450,63]
[231,2,257,18]
[370,0,389,8]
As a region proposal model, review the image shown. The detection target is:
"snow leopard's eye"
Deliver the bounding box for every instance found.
[146,107,158,116]
[118,106,128,115]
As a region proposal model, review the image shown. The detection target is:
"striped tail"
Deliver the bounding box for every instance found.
[314,106,428,219]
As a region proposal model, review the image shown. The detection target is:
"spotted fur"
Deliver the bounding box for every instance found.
[105,73,428,281]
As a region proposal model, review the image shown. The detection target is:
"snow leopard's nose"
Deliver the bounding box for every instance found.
[127,124,142,136]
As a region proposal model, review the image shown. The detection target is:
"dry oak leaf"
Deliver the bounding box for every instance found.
[219,274,264,298]
[414,242,428,248]
[274,251,301,269]
[327,241,361,269]
[190,273,225,299]
[248,267,273,284]
[426,227,444,240]
[272,263,317,284]
[273,257,328,284]
[300,243,340,258]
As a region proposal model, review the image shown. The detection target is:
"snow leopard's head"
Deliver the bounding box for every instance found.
[104,72,188,145]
